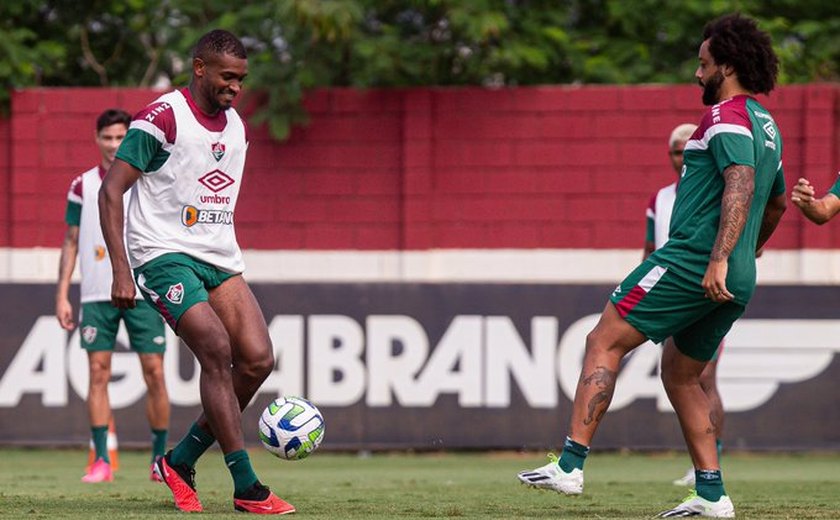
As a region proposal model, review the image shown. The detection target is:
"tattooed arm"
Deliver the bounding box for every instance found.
[703,164,754,302]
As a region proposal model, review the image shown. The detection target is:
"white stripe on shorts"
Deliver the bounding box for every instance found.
[638,265,668,292]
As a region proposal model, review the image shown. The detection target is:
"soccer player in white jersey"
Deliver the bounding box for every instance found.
[99,30,294,515]
[518,14,787,518]
[56,109,170,483]
[645,123,726,488]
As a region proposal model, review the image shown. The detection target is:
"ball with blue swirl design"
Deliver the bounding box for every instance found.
[259,396,325,460]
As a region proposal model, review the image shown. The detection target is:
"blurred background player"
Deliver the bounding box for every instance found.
[56,109,170,483]
[100,30,294,514]
[644,123,726,487]
[791,174,840,224]
[518,13,786,518]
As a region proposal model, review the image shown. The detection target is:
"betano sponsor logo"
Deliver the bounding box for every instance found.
[181,205,233,227]
[1,315,837,412]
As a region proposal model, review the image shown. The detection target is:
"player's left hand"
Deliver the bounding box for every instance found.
[791,178,815,207]
[702,259,733,302]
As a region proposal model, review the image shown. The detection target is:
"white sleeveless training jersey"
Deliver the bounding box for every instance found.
[648,182,677,251]
[66,166,140,303]
[123,89,247,272]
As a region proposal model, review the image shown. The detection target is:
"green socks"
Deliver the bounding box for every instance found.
[167,424,258,496]
[225,449,259,496]
[696,469,726,502]
[151,429,168,461]
[91,425,110,463]
[171,422,215,468]
[558,436,589,472]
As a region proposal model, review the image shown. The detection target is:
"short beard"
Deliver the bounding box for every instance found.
[701,70,724,106]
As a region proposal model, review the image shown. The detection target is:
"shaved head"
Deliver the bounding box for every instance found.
[193,29,247,62]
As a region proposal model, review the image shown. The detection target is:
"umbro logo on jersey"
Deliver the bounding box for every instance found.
[762,120,777,139]
[211,142,226,161]
[198,169,234,192]
[166,283,184,305]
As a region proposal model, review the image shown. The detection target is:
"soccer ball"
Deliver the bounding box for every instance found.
[258,396,325,460]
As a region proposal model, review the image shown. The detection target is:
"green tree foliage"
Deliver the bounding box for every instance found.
[2,0,838,136]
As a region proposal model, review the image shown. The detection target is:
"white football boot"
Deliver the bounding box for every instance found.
[657,490,735,518]
[517,453,583,495]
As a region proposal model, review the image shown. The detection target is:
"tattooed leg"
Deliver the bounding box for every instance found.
[582,367,617,426]
[567,302,646,447]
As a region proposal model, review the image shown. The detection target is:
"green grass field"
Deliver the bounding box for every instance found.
[1,448,838,519]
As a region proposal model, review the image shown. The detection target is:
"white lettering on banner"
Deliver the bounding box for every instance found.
[0,318,200,407]
[2,315,840,412]
[260,316,304,398]
[307,315,366,406]
[366,315,429,406]
[0,317,67,406]
[414,316,482,406]
[486,316,557,408]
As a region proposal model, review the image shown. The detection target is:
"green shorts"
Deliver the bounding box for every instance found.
[79,300,166,353]
[610,260,745,362]
[133,252,237,330]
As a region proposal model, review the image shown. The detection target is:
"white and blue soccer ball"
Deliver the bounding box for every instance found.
[258,396,325,460]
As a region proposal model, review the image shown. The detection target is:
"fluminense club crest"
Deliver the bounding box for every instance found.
[211,142,226,161]
[82,326,98,344]
[166,283,184,305]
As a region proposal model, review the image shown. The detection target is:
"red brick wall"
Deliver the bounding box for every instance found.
[4,84,839,250]
[0,116,9,246]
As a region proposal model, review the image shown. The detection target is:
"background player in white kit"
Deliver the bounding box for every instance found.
[644,123,725,487]
[56,109,169,483]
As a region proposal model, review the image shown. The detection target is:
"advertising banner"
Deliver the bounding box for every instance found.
[1,284,838,450]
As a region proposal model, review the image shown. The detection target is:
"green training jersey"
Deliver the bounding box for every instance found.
[650,95,785,304]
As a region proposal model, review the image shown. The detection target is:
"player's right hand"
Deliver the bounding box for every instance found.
[56,299,75,330]
[702,259,733,303]
[111,270,137,309]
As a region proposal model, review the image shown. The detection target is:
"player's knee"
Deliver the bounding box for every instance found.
[584,329,606,354]
[89,369,111,387]
[240,352,275,382]
[196,338,234,372]
[141,362,165,387]
[584,327,622,358]
[88,361,111,386]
